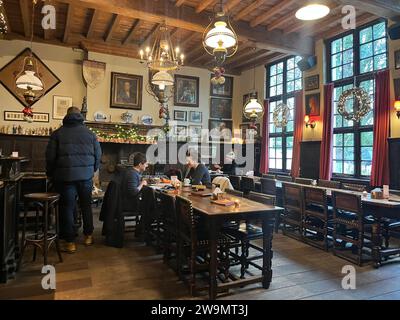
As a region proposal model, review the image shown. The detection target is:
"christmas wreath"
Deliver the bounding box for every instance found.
[337,87,371,122]
[273,103,290,128]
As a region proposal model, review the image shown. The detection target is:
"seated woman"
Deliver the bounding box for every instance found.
[210,151,237,176]
[185,150,211,185]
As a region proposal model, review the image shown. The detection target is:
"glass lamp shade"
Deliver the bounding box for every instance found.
[205,21,237,49]
[151,70,174,90]
[16,70,44,91]
[244,98,264,120]
[295,4,330,21]
[395,100,400,111]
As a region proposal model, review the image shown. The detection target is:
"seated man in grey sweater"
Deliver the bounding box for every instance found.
[185,151,211,185]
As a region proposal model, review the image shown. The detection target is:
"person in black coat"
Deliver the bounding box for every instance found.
[46,107,102,253]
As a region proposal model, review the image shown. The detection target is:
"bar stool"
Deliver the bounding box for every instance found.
[18,193,63,270]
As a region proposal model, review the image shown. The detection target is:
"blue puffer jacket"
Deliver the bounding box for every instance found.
[46,113,102,182]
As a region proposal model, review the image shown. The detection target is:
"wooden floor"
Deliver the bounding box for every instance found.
[1,210,400,300]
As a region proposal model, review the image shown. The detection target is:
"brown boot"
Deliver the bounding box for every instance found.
[84,235,93,246]
[61,242,76,254]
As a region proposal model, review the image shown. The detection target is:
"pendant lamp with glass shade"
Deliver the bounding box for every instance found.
[15,0,45,115]
[203,0,238,66]
[295,3,330,21]
[243,58,264,125]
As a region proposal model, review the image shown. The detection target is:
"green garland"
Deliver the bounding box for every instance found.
[89,125,152,143]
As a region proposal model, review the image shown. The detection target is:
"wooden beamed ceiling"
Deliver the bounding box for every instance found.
[1,0,384,74]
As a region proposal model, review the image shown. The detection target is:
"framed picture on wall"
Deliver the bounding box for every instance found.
[209,119,233,140]
[304,74,319,91]
[395,50,400,70]
[174,125,187,136]
[240,122,261,139]
[210,97,232,119]
[53,95,73,119]
[210,75,233,98]
[174,75,199,107]
[174,110,187,121]
[188,125,202,140]
[189,111,202,123]
[4,111,49,122]
[110,72,143,110]
[305,93,320,116]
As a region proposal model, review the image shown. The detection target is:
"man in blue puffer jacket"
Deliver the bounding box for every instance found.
[46,107,102,253]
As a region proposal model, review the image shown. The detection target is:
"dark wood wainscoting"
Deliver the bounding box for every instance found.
[389,138,400,189]
[300,141,321,179]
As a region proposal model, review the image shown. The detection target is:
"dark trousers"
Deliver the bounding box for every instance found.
[55,179,94,242]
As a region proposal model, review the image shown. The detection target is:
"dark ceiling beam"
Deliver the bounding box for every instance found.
[251,0,297,27]
[224,0,242,13]
[56,0,314,56]
[234,0,267,21]
[19,0,31,38]
[195,0,217,13]
[86,9,100,38]
[175,0,186,7]
[139,23,159,46]
[235,52,287,73]
[62,3,74,43]
[123,19,142,45]
[178,32,199,48]
[104,14,122,42]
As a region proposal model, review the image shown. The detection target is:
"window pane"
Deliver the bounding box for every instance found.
[270,86,276,97]
[343,34,353,50]
[361,147,373,161]
[270,64,276,76]
[332,38,342,54]
[269,159,275,169]
[276,84,283,95]
[374,53,387,70]
[332,67,343,81]
[373,22,386,39]
[344,161,355,174]
[333,147,343,160]
[276,158,282,169]
[332,53,342,67]
[343,63,353,78]
[360,43,373,59]
[361,161,372,176]
[344,147,354,160]
[287,58,294,70]
[344,133,354,146]
[295,79,302,91]
[277,62,283,73]
[286,159,292,171]
[360,58,373,73]
[287,70,294,81]
[333,161,343,174]
[287,81,294,93]
[360,27,372,44]
[334,134,343,146]
[343,49,353,64]
[374,38,386,55]
[361,131,373,146]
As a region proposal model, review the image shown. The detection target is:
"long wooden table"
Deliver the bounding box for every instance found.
[150,184,284,299]
[251,177,400,267]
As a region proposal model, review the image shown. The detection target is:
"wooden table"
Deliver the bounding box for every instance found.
[150,185,284,299]
[256,178,400,268]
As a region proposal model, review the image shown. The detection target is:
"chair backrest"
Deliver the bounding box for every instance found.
[341,183,367,192]
[229,175,241,190]
[175,195,196,243]
[294,177,313,185]
[247,191,275,206]
[303,186,328,217]
[262,173,276,179]
[332,191,363,223]
[318,179,341,189]
[157,190,177,226]
[276,175,293,182]
[282,182,303,212]
[260,178,277,196]
[225,188,244,197]
[241,176,255,193]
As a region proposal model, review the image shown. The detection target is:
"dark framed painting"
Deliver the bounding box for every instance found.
[210,75,233,98]
[110,72,143,110]
[242,92,258,122]
[305,93,321,116]
[174,110,187,121]
[0,48,61,107]
[174,74,199,107]
[240,122,261,139]
[210,97,232,119]
[395,50,400,70]
[174,125,187,136]
[189,111,202,123]
[304,74,319,91]
[188,125,202,139]
[4,111,49,123]
[209,119,233,140]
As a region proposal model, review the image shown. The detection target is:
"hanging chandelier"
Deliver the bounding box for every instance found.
[243,52,263,122]
[15,0,45,109]
[139,23,184,72]
[0,0,9,36]
[202,1,238,66]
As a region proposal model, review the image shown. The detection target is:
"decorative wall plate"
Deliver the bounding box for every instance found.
[94,111,108,122]
[141,114,153,125]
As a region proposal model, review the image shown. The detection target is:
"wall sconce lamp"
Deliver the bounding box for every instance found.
[304,115,316,129]
[395,100,400,119]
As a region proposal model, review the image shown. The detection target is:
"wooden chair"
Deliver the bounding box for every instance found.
[175,196,231,296]
[260,178,277,196]
[224,192,275,278]
[303,187,332,251]
[225,189,244,197]
[281,183,303,240]
[241,176,255,194]
[341,183,367,192]
[229,175,241,191]
[318,179,341,189]
[262,173,276,179]
[276,175,293,182]
[294,177,314,185]
[331,191,371,266]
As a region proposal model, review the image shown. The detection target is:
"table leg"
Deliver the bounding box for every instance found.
[262,216,274,289]
[208,217,217,300]
[372,217,382,269]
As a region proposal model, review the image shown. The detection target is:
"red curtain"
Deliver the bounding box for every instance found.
[371,69,390,187]
[291,91,303,177]
[319,83,334,180]
[259,100,269,174]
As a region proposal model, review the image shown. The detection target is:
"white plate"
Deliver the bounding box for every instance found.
[141,115,153,125]
[94,111,108,122]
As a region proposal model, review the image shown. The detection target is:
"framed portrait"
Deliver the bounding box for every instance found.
[174,125,187,136]
[210,97,232,119]
[4,111,49,123]
[188,125,202,140]
[174,110,187,121]
[174,75,199,107]
[53,95,73,119]
[110,72,143,110]
[395,50,400,70]
[0,48,61,107]
[210,75,233,98]
[209,119,233,140]
[242,92,258,122]
[304,75,319,91]
[305,93,321,116]
[189,111,202,123]
[240,122,261,139]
